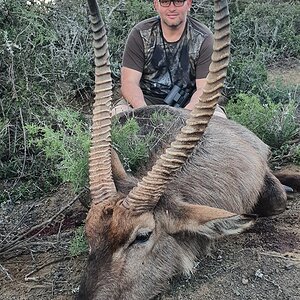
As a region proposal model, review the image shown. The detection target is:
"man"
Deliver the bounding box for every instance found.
[115,0,225,116]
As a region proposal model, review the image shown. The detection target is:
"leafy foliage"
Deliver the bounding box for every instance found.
[149,110,174,126]
[69,226,88,257]
[226,94,300,166]
[112,117,155,172]
[231,1,300,62]
[26,108,90,192]
[225,56,268,97]
[0,0,93,203]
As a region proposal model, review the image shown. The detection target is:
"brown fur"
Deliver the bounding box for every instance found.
[77,106,295,300]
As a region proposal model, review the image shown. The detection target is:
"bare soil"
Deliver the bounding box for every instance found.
[0,186,87,300]
[268,59,300,86]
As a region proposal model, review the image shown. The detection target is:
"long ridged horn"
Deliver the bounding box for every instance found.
[87,0,116,202]
[123,0,230,212]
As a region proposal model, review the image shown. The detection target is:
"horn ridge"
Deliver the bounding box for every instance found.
[87,0,116,203]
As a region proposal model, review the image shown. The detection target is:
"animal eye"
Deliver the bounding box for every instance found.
[133,231,152,244]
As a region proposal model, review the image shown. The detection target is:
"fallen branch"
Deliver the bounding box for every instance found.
[0,188,87,256]
[0,263,14,281]
[260,250,300,262]
[25,256,71,281]
[0,203,36,248]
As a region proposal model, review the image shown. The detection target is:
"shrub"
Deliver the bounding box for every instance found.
[69,226,88,257]
[111,117,155,172]
[225,57,268,98]
[263,79,300,105]
[226,93,300,166]
[293,146,300,165]
[26,108,90,193]
[225,59,300,104]
[231,1,300,62]
[0,0,93,203]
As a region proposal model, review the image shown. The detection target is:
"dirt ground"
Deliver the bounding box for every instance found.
[268,59,300,86]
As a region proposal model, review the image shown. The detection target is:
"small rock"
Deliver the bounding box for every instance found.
[285,262,294,270]
[242,278,249,285]
[255,269,264,278]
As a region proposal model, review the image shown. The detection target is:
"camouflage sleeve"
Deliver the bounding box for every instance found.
[195,31,214,79]
[122,27,145,73]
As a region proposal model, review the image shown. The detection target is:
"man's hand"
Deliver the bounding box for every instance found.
[184,78,206,110]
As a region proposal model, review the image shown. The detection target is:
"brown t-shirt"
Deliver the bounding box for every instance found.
[122,16,213,101]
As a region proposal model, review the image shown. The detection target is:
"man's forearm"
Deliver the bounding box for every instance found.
[121,83,147,108]
[184,88,204,110]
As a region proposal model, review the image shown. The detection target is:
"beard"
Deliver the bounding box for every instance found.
[162,18,184,29]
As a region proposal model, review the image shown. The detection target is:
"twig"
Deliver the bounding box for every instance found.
[0,263,14,281]
[57,219,63,242]
[0,189,86,255]
[29,249,37,265]
[107,0,124,19]
[0,203,36,247]
[28,283,54,291]
[262,275,282,296]
[3,241,58,261]
[260,251,300,262]
[24,256,71,281]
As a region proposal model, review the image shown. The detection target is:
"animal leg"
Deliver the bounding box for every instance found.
[252,170,287,217]
[274,171,300,192]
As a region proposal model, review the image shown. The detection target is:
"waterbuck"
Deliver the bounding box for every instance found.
[77,0,298,299]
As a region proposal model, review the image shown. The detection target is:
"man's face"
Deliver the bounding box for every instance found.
[154,0,192,29]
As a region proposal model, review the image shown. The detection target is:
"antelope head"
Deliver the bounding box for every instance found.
[77,1,255,299]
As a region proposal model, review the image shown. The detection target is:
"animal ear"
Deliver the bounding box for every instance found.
[111,147,138,194]
[111,147,128,181]
[165,203,256,239]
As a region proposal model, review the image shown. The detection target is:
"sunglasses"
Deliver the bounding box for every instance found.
[159,0,186,7]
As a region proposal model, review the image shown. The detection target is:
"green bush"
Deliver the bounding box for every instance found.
[190,0,300,63]
[231,1,300,62]
[112,117,155,172]
[0,0,93,203]
[293,146,300,165]
[226,93,300,165]
[1,105,90,203]
[263,80,300,104]
[225,58,299,104]
[69,226,88,257]
[26,108,90,192]
[0,0,93,103]
[225,57,268,98]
